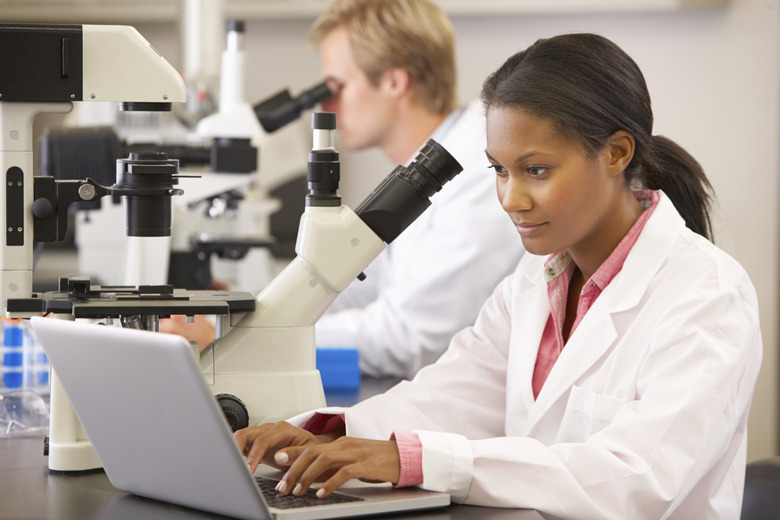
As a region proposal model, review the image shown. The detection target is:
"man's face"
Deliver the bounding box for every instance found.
[319,25,396,151]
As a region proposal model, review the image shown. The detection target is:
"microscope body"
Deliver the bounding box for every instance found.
[201,113,463,428]
[202,203,386,425]
[0,23,185,308]
[1,23,186,472]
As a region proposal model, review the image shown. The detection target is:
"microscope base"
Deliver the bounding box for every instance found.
[202,324,328,427]
[47,370,101,472]
[48,441,102,473]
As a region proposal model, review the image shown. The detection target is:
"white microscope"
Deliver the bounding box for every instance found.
[0,22,253,472]
[0,23,186,311]
[1,22,463,473]
[201,113,463,430]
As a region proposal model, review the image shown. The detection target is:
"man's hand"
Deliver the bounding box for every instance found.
[158,314,215,351]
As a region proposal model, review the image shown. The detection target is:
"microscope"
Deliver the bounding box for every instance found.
[201,113,463,430]
[0,23,185,310]
[65,19,333,294]
[176,19,332,295]
[1,22,464,472]
[0,22,255,472]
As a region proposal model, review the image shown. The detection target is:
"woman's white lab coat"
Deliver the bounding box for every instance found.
[296,192,763,519]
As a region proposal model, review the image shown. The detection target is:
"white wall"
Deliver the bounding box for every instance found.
[7,0,778,460]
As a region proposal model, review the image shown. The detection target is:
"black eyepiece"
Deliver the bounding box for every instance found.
[254,81,333,133]
[355,139,463,243]
[311,112,337,130]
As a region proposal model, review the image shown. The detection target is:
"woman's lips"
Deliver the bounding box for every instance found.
[514,221,546,236]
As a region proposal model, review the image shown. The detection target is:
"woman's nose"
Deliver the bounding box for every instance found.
[498,177,531,213]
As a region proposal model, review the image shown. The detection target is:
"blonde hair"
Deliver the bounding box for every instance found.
[309,0,457,114]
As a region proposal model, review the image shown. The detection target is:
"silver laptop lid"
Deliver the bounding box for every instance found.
[31,317,269,520]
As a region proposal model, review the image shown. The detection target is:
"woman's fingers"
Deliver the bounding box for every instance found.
[233,423,274,455]
[234,422,318,474]
[275,438,400,497]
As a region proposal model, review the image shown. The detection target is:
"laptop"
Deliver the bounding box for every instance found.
[31,317,450,520]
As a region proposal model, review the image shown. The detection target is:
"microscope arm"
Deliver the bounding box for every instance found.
[244,206,385,328]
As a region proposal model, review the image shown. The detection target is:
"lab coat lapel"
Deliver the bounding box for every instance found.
[522,192,685,434]
[510,268,550,415]
[523,297,618,434]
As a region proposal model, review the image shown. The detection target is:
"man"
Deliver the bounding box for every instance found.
[311,0,524,379]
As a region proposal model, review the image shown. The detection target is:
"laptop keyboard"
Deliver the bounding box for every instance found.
[255,477,365,510]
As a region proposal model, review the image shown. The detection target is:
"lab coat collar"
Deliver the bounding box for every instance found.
[522,191,687,431]
[604,191,685,313]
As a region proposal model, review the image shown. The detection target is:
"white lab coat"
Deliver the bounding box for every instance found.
[295,192,762,519]
[316,100,525,379]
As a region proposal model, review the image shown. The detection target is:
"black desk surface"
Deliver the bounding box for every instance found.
[0,378,544,520]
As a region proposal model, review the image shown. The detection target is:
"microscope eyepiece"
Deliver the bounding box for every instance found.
[254,81,333,133]
[311,112,337,130]
[355,139,463,244]
[401,140,462,199]
[307,112,340,207]
[226,20,245,34]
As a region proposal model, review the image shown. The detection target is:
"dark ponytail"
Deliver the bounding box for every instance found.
[481,33,714,241]
[642,135,713,239]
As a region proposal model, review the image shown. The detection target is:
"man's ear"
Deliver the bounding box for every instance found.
[381,67,411,99]
[607,130,635,177]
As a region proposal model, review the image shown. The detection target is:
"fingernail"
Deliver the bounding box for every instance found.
[293,483,303,495]
[275,451,289,464]
[316,488,325,498]
[276,480,287,494]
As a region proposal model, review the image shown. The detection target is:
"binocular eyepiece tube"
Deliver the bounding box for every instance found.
[355,139,463,243]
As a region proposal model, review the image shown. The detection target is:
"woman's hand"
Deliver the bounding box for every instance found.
[234,421,329,474]
[273,436,401,498]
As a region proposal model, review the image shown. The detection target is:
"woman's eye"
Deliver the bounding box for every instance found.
[526,166,549,177]
[487,163,508,175]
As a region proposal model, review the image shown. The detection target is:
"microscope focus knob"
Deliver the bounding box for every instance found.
[215,394,249,432]
[32,198,54,218]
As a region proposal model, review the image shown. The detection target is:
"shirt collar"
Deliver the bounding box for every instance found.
[543,190,660,288]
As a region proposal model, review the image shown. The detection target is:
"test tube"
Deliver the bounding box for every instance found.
[2,318,26,389]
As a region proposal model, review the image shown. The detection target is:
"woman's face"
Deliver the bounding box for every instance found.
[486,106,629,265]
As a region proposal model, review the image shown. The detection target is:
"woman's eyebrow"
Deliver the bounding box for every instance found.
[485,150,549,165]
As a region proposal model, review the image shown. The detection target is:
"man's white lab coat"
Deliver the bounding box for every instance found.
[303,193,762,519]
[316,100,525,379]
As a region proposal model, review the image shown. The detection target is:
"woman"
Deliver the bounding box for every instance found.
[234,33,762,519]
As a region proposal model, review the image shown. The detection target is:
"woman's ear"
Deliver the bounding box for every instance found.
[380,67,411,99]
[607,130,635,177]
